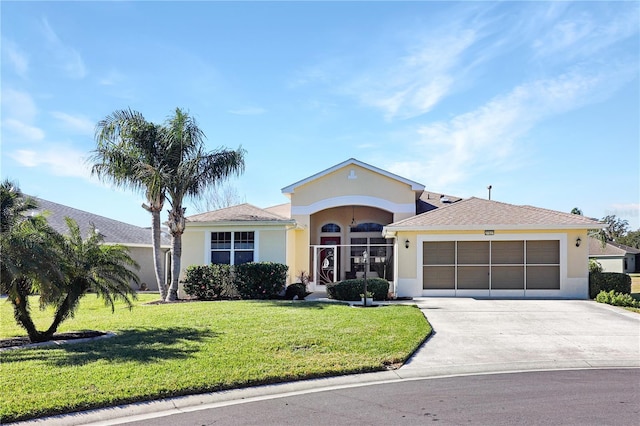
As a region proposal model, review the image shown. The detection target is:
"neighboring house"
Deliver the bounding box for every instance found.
[33,197,171,291]
[181,158,605,299]
[588,237,639,273]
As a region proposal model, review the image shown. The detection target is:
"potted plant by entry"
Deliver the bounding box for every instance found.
[360,291,374,306]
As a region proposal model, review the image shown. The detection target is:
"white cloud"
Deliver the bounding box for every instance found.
[606,204,640,223]
[532,4,639,60]
[51,111,95,135]
[3,39,29,78]
[350,29,478,121]
[0,89,45,141]
[10,146,91,179]
[41,17,87,79]
[1,88,38,122]
[386,66,634,188]
[99,69,125,86]
[2,118,45,141]
[227,107,266,116]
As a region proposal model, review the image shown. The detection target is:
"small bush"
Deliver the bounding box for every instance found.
[182,264,239,300]
[326,278,389,301]
[589,272,631,299]
[234,262,288,300]
[589,259,603,274]
[285,283,311,300]
[595,290,640,308]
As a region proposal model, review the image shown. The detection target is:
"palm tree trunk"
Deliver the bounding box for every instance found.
[150,209,167,300]
[44,287,83,340]
[165,206,185,302]
[11,278,47,343]
[166,233,182,301]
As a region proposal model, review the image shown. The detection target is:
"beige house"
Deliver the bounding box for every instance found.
[181,159,605,299]
[589,237,639,273]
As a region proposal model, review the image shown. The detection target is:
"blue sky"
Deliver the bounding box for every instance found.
[2,1,639,230]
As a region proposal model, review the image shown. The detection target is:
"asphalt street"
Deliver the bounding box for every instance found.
[118,369,640,426]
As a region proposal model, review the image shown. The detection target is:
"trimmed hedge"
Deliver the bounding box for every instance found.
[589,272,631,299]
[181,264,239,300]
[326,278,389,301]
[234,262,288,300]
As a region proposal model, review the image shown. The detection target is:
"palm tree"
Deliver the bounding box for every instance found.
[1,181,138,342]
[1,180,64,342]
[162,108,245,301]
[43,218,139,341]
[90,109,168,300]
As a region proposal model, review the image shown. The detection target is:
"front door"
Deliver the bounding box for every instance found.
[319,237,340,284]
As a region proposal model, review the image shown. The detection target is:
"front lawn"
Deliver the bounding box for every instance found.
[0,294,430,422]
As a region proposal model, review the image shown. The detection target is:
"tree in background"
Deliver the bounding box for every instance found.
[601,215,630,242]
[91,109,168,299]
[190,182,245,213]
[1,181,138,342]
[617,229,640,249]
[162,108,245,301]
[570,207,583,215]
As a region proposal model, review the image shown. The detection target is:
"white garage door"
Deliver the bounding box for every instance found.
[422,240,560,293]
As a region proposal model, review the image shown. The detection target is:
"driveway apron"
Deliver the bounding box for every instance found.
[399,298,640,378]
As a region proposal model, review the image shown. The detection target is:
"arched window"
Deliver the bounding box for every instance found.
[321,223,341,233]
[350,222,383,233]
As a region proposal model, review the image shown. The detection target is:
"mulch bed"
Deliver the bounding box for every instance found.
[0,331,107,349]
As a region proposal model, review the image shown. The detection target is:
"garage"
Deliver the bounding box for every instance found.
[422,239,560,294]
[383,197,607,299]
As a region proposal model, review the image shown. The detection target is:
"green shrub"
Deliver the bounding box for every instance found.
[589,272,631,299]
[595,290,640,308]
[234,262,288,300]
[326,278,389,301]
[284,282,311,300]
[588,259,603,274]
[181,264,239,300]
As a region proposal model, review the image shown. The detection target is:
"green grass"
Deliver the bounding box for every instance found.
[0,294,431,422]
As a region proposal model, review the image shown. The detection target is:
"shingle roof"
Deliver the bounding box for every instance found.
[32,197,169,246]
[589,237,640,256]
[186,203,294,223]
[417,191,463,213]
[385,197,605,230]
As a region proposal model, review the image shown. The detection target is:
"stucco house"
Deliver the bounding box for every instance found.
[33,197,171,291]
[589,237,639,273]
[180,158,605,299]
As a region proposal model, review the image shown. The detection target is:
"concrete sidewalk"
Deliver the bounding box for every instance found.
[16,299,640,425]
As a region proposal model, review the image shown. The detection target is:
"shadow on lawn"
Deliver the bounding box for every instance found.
[0,327,219,366]
[253,300,343,310]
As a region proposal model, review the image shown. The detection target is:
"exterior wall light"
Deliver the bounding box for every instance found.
[405,239,410,249]
[576,237,581,247]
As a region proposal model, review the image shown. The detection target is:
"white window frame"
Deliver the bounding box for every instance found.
[209,231,258,265]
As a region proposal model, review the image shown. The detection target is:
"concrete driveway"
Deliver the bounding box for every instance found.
[400,298,640,378]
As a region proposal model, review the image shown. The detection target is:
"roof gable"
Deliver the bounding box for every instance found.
[186,203,293,224]
[385,197,606,230]
[281,158,425,194]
